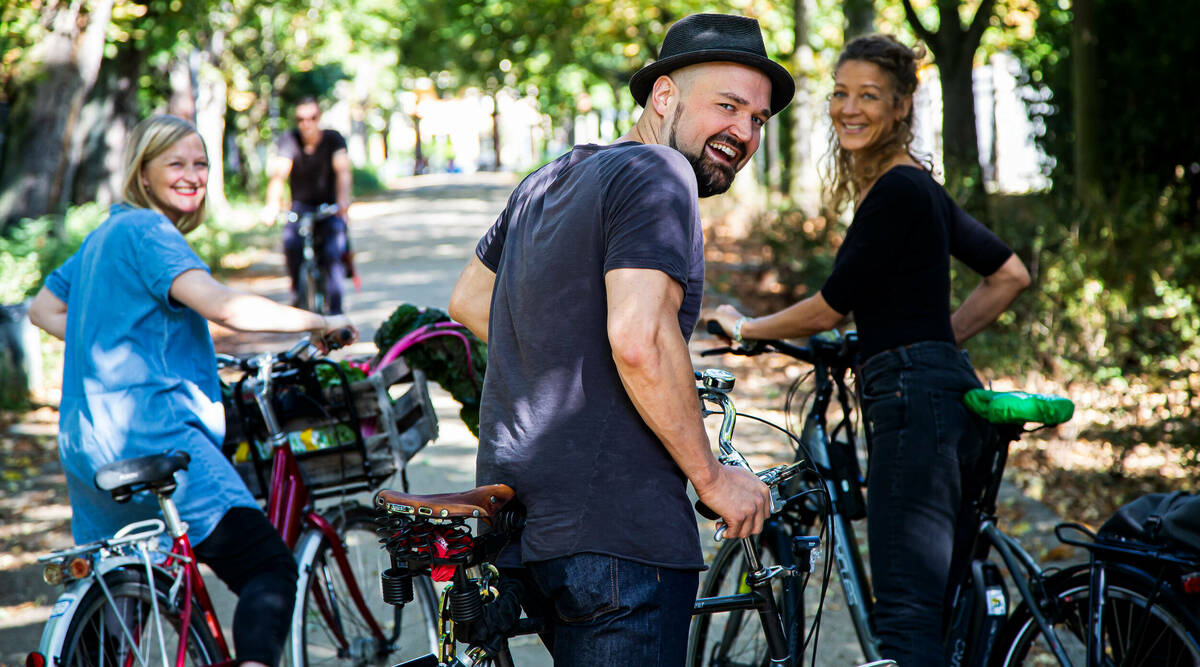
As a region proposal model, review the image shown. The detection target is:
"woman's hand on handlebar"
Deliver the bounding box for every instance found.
[311,314,357,352]
[704,305,749,343]
[695,464,771,539]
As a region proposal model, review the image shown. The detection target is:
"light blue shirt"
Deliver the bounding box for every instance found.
[47,204,258,545]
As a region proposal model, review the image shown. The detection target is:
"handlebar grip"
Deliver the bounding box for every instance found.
[324,327,355,350]
[706,320,729,337]
[694,499,720,521]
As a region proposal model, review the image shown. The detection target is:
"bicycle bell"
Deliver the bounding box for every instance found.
[701,368,735,392]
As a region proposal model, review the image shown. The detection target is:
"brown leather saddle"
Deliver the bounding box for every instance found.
[375,484,515,524]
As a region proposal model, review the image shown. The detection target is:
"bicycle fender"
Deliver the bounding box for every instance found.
[35,556,148,660]
[288,528,326,666]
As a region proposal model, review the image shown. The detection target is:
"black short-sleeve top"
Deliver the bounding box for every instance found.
[275,129,347,207]
[819,166,1013,359]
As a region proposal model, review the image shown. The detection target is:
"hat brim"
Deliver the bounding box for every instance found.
[629,50,795,116]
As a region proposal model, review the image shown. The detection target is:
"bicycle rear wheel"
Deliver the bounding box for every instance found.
[59,568,220,667]
[688,524,802,667]
[296,504,439,667]
[990,564,1200,666]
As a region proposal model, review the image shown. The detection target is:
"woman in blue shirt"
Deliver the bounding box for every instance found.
[29,114,355,667]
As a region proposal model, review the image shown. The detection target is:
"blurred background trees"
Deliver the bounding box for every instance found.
[1,0,1197,463]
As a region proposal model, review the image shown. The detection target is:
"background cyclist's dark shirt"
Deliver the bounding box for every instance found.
[276,129,346,206]
[820,166,1013,359]
[475,142,705,570]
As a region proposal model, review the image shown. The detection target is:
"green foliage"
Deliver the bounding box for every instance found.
[1011,0,1200,211]
[352,166,387,198]
[0,204,107,303]
[374,303,487,436]
[315,360,368,387]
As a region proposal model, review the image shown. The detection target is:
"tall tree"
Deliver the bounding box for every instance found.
[0,0,115,231]
[901,0,996,208]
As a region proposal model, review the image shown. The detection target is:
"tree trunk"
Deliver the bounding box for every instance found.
[901,0,994,211]
[71,49,140,208]
[194,47,229,213]
[938,55,984,205]
[491,94,502,170]
[0,0,115,232]
[1071,0,1099,205]
[844,0,875,40]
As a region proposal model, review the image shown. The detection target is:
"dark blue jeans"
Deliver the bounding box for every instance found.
[282,205,347,314]
[860,341,985,666]
[509,553,697,667]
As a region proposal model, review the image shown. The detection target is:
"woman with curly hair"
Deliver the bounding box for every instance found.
[710,35,1030,664]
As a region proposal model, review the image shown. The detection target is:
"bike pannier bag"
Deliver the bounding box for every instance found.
[1099,491,1200,554]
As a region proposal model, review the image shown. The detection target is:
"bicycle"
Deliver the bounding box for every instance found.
[370,367,894,667]
[988,518,1200,664]
[29,334,442,667]
[288,203,341,315]
[687,328,1173,667]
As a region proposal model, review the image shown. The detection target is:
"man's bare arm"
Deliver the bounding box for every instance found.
[606,268,769,539]
[262,155,293,224]
[332,148,352,224]
[449,255,496,343]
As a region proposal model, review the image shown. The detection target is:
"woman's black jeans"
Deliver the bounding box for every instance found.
[860,341,985,666]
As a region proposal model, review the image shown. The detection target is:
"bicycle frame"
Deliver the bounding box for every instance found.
[241,350,392,655]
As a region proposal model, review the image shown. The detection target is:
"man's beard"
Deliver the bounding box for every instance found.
[667,105,741,198]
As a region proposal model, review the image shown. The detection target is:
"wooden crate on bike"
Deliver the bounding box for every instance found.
[227,357,439,499]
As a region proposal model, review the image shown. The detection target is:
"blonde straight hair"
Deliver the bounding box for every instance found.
[120,115,208,234]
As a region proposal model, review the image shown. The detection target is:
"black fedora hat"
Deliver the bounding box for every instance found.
[629,13,794,115]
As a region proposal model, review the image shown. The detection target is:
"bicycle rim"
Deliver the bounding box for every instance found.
[60,569,219,667]
[688,533,800,667]
[992,569,1200,666]
[299,506,439,667]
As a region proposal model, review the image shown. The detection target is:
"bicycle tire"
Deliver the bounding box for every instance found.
[299,260,322,314]
[58,567,220,667]
[688,524,803,667]
[989,563,1200,666]
[295,504,439,667]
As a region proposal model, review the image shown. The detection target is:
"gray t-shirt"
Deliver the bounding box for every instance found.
[475,142,705,569]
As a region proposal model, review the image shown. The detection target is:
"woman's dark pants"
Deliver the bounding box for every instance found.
[860,341,984,666]
[195,507,298,666]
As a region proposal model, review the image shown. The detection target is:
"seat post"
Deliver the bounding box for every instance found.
[157,493,188,539]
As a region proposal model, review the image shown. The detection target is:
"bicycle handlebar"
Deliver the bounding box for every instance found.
[703,320,857,369]
[216,328,356,373]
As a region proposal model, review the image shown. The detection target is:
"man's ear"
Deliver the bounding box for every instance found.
[649,75,679,116]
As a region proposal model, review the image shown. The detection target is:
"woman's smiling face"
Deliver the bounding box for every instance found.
[142,132,208,223]
[829,59,910,156]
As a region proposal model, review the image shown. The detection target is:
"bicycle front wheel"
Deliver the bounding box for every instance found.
[59,568,220,667]
[299,261,323,314]
[296,504,439,667]
[688,525,802,667]
[990,564,1200,666]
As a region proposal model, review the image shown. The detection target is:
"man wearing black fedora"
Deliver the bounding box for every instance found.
[449,13,793,665]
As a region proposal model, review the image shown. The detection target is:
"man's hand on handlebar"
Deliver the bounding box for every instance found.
[312,314,357,352]
[695,464,771,540]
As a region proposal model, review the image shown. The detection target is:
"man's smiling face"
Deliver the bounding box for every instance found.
[663,62,772,197]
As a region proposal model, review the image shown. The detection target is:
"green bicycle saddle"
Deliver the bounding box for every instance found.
[963,389,1075,426]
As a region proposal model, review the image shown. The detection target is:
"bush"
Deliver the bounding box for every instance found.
[0,203,106,302]
[352,166,387,198]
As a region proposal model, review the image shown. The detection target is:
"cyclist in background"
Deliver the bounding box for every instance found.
[709,34,1031,666]
[449,13,788,666]
[263,97,353,314]
[29,114,355,667]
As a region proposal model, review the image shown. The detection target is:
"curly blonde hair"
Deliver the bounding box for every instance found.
[121,115,208,234]
[820,34,928,218]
